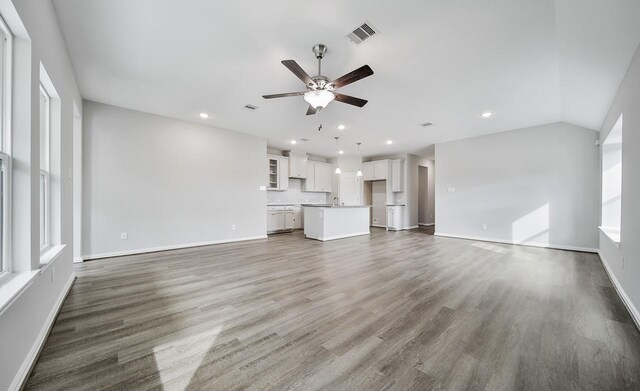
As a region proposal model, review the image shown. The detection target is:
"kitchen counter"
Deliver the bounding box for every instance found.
[303,205,370,241]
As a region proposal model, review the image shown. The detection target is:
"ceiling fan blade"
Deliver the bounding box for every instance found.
[282,60,317,88]
[334,93,368,107]
[330,65,374,88]
[306,105,318,115]
[262,92,306,99]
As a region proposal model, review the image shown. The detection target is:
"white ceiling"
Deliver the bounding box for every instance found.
[52,0,640,158]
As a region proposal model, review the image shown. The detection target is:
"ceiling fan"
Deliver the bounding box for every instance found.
[262,44,374,115]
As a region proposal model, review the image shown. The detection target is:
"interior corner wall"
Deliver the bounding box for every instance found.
[82,101,267,259]
[435,122,599,251]
[0,0,82,389]
[598,43,640,326]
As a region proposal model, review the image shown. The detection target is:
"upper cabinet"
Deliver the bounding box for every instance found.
[391,159,403,192]
[266,154,289,191]
[286,151,308,179]
[304,161,332,192]
[363,160,389,181]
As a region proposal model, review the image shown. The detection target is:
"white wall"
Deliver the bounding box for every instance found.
[82,101,267,259]
[435,122,599,251]
[598,43,640,326]
[0,0,82,389]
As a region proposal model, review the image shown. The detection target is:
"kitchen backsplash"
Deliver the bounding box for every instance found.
[267,178,327,205]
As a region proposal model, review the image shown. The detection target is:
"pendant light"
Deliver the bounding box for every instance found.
[334,137,342,174]
[356,142,363,176]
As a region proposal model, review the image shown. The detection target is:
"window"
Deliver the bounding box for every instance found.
[40,85,50,251]
[0,17,11,277]
[600,114,622,244]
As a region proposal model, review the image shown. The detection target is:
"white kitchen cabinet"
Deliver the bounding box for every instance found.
[266,155,289,191]
[293,206,303,229]
[287,151,307,179]
[267,206,285,232]
[362,162,374,181]
[304,161,332,192]
[386,205,404,231]
[285,207,295,230]
[391,159,403,192]
[363,160,389,181]
[374,160,388,180]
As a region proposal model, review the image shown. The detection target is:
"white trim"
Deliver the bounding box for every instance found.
[433,232,598,253]
[82,235,268,260]
[0,270,38,316]
[305,231,370,242]
[598,226,620,248]
[403,225,419,230]
[418,223,435,226]
[73,256,83,263]
[371,224,386,228]
[9,273,75,391]
[598,251,640,330]
[39,244,65,270]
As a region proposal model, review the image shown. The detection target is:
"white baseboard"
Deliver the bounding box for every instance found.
[82,235,268,260]
[598,251,640,331]
[418,223,435,226]
[433,232,598,253]
[73,257,83,263]
[309,231,370,241]
[10,273,76,391]
[371,224,386,228]
[404,225,419,230]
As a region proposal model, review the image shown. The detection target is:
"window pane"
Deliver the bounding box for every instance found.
[40,86,49,171]
[0,159,3,272]
[40,172,46,247]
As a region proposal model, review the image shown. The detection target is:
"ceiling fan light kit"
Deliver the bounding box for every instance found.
[262,43,374,115]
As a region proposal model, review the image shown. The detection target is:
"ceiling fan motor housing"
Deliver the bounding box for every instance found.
[312,44,327,59]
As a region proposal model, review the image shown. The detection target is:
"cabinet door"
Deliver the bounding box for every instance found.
[285,211,295,229]
[387,208,395,229]
[315,163,332,193]
[304,161,316,191]
[391,160,403,192]
[293,206,302,229]
[363,162,374,181]
[374,161,387,180]
[267,157,279,189]
[279,157,289,190]
[289,153,307,178]
[267,211,285,231]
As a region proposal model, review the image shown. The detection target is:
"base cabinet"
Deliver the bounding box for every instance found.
[268,206,302,233]
[387,205,404,231]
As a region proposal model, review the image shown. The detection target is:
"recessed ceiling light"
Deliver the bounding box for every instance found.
[337,124,346,130]
[338,150,344,154]
[290,140,297,145]
[481,112,493,118]
[199,113,209,119]
[386,140,393,145]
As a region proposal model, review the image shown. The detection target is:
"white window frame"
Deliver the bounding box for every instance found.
[39,84,50,253]
[0,15,12,279]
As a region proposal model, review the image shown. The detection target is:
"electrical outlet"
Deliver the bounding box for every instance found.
[259,185,266,191]
[121,232,128,240]
[231,224,236,231]
[482,224,488,230]
[373,218,378,223]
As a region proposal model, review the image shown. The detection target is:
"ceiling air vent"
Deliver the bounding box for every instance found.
[420,122,433,127]
[346,21,379,45]
[243,104,258,111]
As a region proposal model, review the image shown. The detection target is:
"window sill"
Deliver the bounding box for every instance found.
[0,270,39,316]
[40,244,66,270]
[598,226,620,248]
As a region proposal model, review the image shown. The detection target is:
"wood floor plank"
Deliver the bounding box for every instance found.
[24,228,640,390]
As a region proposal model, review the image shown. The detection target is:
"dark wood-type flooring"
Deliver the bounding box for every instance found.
[25,228,640,390]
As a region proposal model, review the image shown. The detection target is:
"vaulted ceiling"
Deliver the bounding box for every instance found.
[52,0,640,157]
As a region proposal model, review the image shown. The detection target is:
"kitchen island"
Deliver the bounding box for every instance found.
[303,205,371,241]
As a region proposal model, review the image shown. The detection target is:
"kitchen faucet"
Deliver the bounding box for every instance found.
[333,196,339,206]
